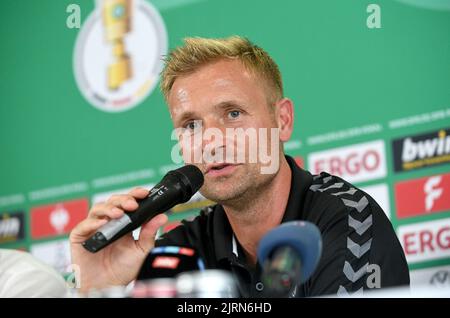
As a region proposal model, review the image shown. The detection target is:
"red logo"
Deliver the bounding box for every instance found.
[31,198,89,239]
[314,151,380,176]
[307,140,386,183]
[397,218,450,263]
[152,256,180,269]
[395,173,450,219]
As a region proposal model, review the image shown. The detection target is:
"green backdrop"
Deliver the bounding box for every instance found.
[1,0,449,290]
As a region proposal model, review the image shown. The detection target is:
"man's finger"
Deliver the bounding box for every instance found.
[89,203,124,219]
[136,214,168,253]
[128,187,149,199]
[107,194,139,211]
[70,218,108,243]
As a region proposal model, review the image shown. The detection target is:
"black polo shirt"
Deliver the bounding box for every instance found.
[137,156,410,297]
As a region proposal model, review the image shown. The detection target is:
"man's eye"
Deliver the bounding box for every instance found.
[185,121,201,130]
[228,110,241,119]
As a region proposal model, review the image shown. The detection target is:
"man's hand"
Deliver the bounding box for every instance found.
[69,187,168,294]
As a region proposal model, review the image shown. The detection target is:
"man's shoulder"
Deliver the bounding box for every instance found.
[304,171,383,219]
[301,171,393,246]
[302,171,409,293]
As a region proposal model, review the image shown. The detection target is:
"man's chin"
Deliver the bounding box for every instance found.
[200,182,243,204]
[200,164,256,203]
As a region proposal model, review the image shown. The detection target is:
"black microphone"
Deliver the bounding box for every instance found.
[257,221,322,297]
[82,165,204,253]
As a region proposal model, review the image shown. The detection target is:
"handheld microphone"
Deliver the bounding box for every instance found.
[82,165,204,253]
[257,221,322,297]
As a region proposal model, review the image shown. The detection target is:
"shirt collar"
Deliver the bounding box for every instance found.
[212,204,236,263]
[281,155,313,223]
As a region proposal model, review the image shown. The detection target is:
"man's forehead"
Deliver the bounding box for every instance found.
[167,59,264,119]
[173,87,190,104]
[171,77,235,104]
[171,59,253,93]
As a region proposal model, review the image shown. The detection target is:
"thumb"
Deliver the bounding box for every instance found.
[137,213,169,253]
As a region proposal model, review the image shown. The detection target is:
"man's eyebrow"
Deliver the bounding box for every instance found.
[175,111,198,125]
[174,100,246,125]
[213,100,245,110]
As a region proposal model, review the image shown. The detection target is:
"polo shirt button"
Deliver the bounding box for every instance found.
[255,282,264,292]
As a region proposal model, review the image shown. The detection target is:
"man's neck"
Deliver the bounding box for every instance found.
[222,156,292,266]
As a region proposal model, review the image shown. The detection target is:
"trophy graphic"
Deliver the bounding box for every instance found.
[74,0,167,111]
[102,0,133,90]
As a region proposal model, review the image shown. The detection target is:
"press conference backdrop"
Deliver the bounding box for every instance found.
[1,0,449,292]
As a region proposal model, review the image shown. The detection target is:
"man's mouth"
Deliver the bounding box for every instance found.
[205,163,239,177]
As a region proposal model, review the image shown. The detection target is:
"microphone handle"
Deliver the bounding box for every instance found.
[82,176,184,253]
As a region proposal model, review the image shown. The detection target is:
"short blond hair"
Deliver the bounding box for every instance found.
[160,36,283,104]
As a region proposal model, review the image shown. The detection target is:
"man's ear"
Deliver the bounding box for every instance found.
[275,98,294,142]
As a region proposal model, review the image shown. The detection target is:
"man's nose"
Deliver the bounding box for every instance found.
[201,118,226,157]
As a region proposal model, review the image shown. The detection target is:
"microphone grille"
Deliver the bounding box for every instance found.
[171,165,204,194]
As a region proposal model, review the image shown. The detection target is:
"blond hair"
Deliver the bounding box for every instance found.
[160,36,283,104]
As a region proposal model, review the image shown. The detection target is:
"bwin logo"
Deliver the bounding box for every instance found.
[402,130,450,162]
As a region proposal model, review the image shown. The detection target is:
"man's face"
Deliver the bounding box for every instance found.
[168,59,281,204]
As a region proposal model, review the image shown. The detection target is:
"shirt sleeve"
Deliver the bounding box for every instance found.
[304,180,409,297]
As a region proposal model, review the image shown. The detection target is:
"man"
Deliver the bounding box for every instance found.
[70,36,409,297]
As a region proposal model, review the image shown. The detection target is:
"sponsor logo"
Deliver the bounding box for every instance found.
[395,173,450,219]
[397,218,450,263]
[392,128,450,172]
[0,212,25,244]
[361,184,391,219]
[73,0,167,112]
[30,239,72,274]
[31,198,88,239]
[430,270,450,286]
[308,140,387,183]
[410,265,450,289]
